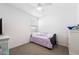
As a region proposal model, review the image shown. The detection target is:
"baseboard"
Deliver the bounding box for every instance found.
[9,42,30,49]
[57,42,68,47]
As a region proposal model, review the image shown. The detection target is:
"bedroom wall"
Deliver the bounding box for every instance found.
[0,4,36,49]
[78,4,79,24]
[38,3,77,47]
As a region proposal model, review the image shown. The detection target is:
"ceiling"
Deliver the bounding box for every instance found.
[7,3,52,18]
[29,3,52,7]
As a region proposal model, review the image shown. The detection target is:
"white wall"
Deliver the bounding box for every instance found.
[78,4,79,23]
[0,4,36,49]
[38,3,77,47]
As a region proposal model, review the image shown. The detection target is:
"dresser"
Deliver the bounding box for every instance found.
[68,30,79,55]
[0,35,9,55]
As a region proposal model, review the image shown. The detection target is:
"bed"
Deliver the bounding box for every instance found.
[30,32,56,49]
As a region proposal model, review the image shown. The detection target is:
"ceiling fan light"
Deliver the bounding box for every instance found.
[37,6,42,11]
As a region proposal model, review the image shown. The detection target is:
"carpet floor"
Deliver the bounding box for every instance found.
[9,43,69,55]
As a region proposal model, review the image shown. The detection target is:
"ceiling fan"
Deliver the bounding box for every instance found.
[36,3,52,11]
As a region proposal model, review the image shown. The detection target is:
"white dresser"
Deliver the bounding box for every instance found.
[0,35,10,55]
[68,30,79,55]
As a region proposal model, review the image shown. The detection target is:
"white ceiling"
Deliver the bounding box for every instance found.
[7,3,52,18]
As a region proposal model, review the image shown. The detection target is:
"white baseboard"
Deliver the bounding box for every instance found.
[57,42,68,47]
[9,41,30,49]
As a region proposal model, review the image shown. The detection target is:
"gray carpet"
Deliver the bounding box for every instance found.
[9,43,69,55]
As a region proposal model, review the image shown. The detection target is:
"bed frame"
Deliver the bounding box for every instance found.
[50,34,57,48]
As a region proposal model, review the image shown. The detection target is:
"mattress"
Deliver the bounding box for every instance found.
[31,32,56,49]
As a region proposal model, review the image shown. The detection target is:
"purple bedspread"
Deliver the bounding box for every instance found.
[31,36,53,48]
